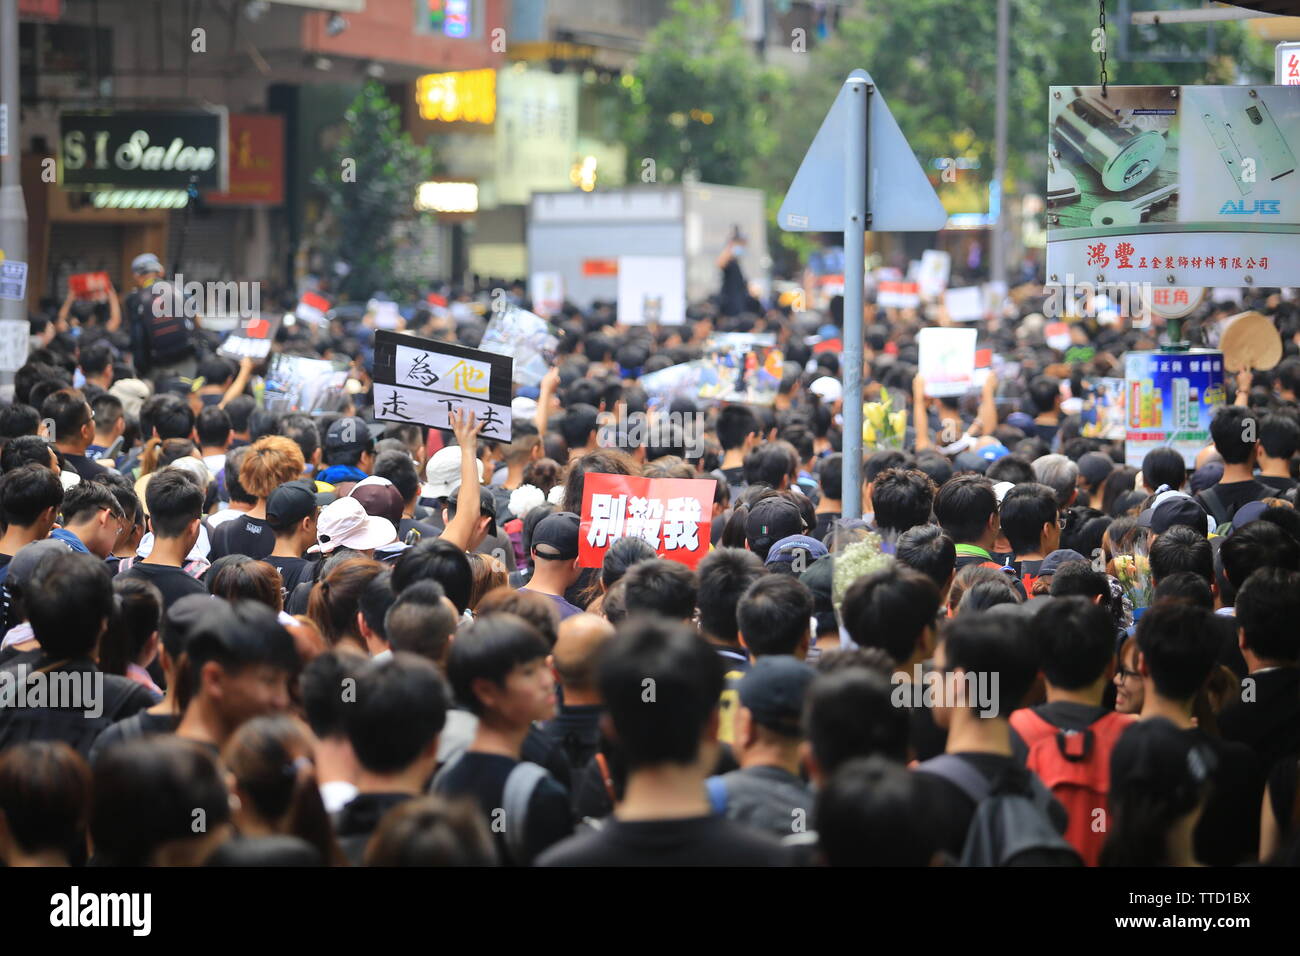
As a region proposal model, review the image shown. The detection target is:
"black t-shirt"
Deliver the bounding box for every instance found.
[62,452,108,483]
[208,514,275,561]
[1259,474,1297,494]
[397,516,441,546]
[433,752,573,866]
[334,792,414,866]
[537,814,792,867]
[118,562,208,611]
[1196,479,1274,524]
[88,710,180,765]
[812,511,841,542]
[1185,727,1263,867]
[264,554,317,593]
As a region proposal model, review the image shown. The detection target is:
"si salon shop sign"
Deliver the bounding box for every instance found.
[59,109,229,191]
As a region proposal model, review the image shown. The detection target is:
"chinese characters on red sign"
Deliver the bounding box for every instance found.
[1084,241,1268,272]
[579,474,716,570]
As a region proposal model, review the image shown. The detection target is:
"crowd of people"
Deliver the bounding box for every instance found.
[1,248,1299,868]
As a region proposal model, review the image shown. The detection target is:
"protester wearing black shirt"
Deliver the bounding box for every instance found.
[538,617,789,866]
[0,551,153,757]
[1218,568,1300,772]
[436,614,572,865]
[209,436,305,562]
[121,472,210,617]
[333,654,449,864]
[262,480,321,594]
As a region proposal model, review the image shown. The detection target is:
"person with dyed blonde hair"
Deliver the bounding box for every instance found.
[209,436,305,561]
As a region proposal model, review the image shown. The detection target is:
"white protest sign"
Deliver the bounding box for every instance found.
[617,256,686,326]
[943,286,984,322]
[917,327,977,397]
[373,330,514,443]
[530,272,564,317]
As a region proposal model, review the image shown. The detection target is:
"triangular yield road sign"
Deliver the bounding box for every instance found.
[778,69,947,233]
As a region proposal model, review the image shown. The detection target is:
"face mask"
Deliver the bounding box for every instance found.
[733,245,746,257]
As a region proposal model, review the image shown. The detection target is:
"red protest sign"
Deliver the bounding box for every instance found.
[69,272,111,299]
[579,474,715,570]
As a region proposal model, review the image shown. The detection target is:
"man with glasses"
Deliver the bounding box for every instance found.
[998,482,1063,593]
[50,482,126,559]
[40,387,108,483]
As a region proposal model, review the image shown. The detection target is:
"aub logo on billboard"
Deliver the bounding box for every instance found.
[1219,199,1282,215]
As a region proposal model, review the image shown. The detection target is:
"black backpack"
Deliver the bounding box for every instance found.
[917,754,1082,867]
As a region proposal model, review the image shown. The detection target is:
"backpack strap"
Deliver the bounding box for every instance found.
[917,754,994,805]
[705,775,729,815]
[430,750,465,792]
[1199,487,1231,527]
[594,751,616,805]
[502,761,549,865]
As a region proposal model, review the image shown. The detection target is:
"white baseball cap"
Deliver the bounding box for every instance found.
[310,496,397,554]
[809,376,843,404]
[423,445,483,500]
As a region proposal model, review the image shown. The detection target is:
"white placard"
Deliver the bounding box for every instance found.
[374,384,511,443]
[394,343,492,395]
[617,256,685,326]
[0,320,29,372]
[530,271,564,317]
[943,285,984,322]
[1278,42,1300,85]
[918,250,951,300]
[917,327,977,397]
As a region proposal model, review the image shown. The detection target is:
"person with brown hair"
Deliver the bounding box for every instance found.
[221,714,346,866]
[207,555,285,612]
[307,557,385,654]
[476,585,561,649]
[465,551,508,612]
[209,435,306,562]
[0,741,92,866]
[363,794,497,866]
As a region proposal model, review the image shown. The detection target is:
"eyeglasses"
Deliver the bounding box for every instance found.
[1057,515,1068,530]
[1116,668,1141,682]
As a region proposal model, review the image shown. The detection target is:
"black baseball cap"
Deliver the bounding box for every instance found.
[531,511,580,561]
[1137,491,1209,536]
[745,497,804,560]
[738,656,816,736]
[266,479,318,530]
[325,416,375,455]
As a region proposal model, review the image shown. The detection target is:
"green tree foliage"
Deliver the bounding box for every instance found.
[311,83,435,300]
[620,0,784,186]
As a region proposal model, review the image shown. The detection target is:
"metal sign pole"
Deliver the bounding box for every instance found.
[841,75,871,520]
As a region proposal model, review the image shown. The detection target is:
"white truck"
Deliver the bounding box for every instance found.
[526,183,769,311]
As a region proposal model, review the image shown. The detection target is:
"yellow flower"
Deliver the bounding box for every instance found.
[889,411,907,437]
[863,422,877,444]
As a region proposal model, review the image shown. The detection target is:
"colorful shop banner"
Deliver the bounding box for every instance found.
[372,330,513,443]
[1047,85,1300,287]
[579,474,716,570]
[1124,350,1225,469]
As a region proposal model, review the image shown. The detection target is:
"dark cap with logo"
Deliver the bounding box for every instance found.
[266,479,318,530]
[531,511,581,561]
[739,656,816,736]
[745,497,804,560]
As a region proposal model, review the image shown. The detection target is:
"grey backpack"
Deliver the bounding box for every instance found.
[917,754,1082,867]
[433,756,550,865]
